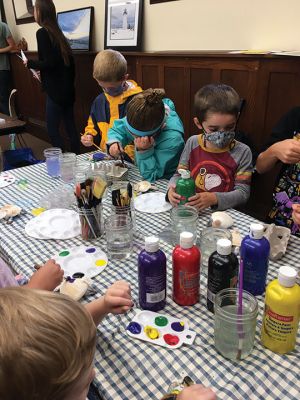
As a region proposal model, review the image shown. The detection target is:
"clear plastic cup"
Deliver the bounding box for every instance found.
[214,288,258,360]
[200,228,232,269]
[78,203,103,240]
[59,153,76,183]
[75,162,90,183]
[105,215,133,259]
[44,148,62,177]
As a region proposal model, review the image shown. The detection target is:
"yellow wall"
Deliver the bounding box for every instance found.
[3,0,300,52]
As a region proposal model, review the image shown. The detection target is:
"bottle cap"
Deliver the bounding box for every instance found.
[278,266,297,287]
[217,238,232,255]
[145,236,159,252]
[178,169,190,179]
[249,223,264,239]
[180,231,194,249]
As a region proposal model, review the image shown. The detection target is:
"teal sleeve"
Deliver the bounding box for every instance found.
[107,118,132,148]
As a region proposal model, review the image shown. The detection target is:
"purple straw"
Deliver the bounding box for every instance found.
[237,258,244,360]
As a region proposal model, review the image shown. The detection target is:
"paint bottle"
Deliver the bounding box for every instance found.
[240,223,270,296]
[175,169,196,205]
[261,266,300,354]
[207,238,239,313]
[172,231,200,306]
[138,236,166,311]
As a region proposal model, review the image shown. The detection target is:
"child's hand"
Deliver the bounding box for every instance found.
[109,142,123,157]
[177,385,216,400]
[187,192,217,210]
[134,136,154,151]
[272,139,300,164]
[103,281,133,315]
[81,134,94,147]
[168,185,181,206]
[27,259,64,291]
[292,204,300,225]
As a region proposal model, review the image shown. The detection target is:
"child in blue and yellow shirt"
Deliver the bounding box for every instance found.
[81,49,142,160]
[168,84,253,210]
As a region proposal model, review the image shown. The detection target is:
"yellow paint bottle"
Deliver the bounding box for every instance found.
[261,266,300,354]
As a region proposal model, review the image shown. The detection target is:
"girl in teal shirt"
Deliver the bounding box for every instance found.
[108,88,185,182]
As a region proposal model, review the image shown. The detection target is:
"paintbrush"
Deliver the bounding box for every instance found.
[117,142,126,167]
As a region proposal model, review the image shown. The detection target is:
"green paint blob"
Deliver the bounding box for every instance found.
[59,251,70,257]
[155,316,168,327]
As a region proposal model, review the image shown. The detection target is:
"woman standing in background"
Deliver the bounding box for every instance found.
[25,0,79,153]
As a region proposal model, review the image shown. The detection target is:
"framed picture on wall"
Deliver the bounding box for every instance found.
[104,0,143,51]
[57,7,94,51]
[12,0,35,25]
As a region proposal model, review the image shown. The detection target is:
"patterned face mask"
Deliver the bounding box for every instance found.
[103,83,125,97]
[203,130,235,148]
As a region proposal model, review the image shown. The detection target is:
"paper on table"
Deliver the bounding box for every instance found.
[17,50,41,82]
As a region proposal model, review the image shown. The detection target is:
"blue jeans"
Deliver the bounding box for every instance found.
[0,70,11,115]
[46,96,80,154]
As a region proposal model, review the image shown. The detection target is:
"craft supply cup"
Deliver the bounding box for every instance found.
[214,288,258,361]
[78,203,103,240]
[44,148,62,177]
[170,205,198,245]
[75,162,90,183]
[59,152,77,183]
[200,228,232,270]
[105,215,133,259]
[110,204,135,227]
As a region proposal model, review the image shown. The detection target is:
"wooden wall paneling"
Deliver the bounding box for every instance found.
[140,65,160,89]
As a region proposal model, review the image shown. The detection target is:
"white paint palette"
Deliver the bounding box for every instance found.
[0,172,15,189]
[52,245,108,278]
[134,192,172,214]
[126,310,196,349]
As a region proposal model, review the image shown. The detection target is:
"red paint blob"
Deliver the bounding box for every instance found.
[163,334,179,346]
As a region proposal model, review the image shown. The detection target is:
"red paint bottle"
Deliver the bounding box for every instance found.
[172,231,201,306]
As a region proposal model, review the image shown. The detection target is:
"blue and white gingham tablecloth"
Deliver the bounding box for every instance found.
[0,156,299,400]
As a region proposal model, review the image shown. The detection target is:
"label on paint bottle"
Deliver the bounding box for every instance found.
[146,289,166,303]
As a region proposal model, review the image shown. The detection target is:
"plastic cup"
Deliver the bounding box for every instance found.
[105,215,133,259]
[59,152,76,183]
[214,288,258,360]
[44,148,62,177]
[170,205,198,245]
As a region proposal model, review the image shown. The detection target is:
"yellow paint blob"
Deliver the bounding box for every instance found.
[95,259,107,267]
[144,326,159,340]
[31,208,46,216]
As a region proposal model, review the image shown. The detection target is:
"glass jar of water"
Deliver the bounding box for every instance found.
[170,205,198,245]
[200,227,232,270]
[214,288,258,361]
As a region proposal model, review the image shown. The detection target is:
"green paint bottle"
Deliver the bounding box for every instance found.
[175,169,196,205]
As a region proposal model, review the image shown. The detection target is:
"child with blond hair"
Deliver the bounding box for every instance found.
[0,287,216,400]
[81,49,142,160]
[108,88,185,182]
[168,84,252,210]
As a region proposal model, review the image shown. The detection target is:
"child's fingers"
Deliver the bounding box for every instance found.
[107,288,132,300]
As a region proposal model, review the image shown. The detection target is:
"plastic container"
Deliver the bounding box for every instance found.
[44,148,62,177]
[78,203,103,240]
[138,237,167,311]
[207,238,239,313]
[261,266,300,354]
[175,169,196,205]
[59,152,76,183]
[214,288,258,360]
[105,215,133,259]
[170,205,198,245]
[240,223,270,296]
[172,231,201,306]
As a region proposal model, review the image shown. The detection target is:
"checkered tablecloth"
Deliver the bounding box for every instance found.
[0,157,299,400]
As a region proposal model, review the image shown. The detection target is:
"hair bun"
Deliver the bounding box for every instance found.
[144,88,165,106]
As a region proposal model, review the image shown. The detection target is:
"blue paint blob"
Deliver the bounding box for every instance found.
[171,322,185,332]
[127,322,141,334]
[86,248,96,254]
[72,272,84,279]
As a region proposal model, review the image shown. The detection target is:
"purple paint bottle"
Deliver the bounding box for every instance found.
[241,223,270,296]
[138,236,167,311]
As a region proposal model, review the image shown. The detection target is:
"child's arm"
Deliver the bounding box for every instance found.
[107,118,132,157]
[84,281,133,326]
[292,204,300,225]
[26,259,64,291]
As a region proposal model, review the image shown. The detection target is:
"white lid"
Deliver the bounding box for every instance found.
[145,236,159,252]
[278,266,297,287]
[217,238,232,255]
[249,223,264,239]
[180,231,194,249]
[178,169,190,179]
